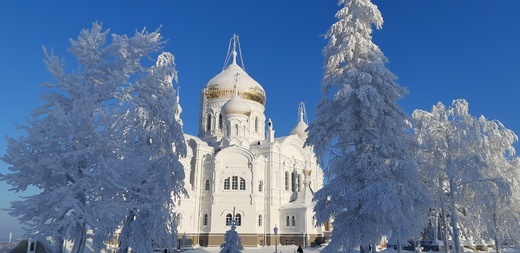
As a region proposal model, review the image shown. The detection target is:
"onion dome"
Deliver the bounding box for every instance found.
[205,47,266,105]
[290,120,308,139]
[290,103,309,139]
[222,92,251,116]
[221,72,251,116]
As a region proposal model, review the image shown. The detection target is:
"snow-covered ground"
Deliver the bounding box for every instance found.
[0,243,323,253]
[0,242,16,253]
[175,245,324,253]
[2,242,519,253]
[175,246,520,253]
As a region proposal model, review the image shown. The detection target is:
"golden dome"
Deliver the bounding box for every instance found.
[205,62,266,106]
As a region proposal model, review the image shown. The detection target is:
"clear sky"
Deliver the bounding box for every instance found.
[1,0,519,242]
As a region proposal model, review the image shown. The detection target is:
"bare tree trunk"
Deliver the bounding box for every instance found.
[118,213,135,253]
[439,177,450,253]
[71,222,87,253]
[493,213,502,253]
[440,212,450,253]
[448,179,461,253]
[56,237,64,253]
[494,236,502,253]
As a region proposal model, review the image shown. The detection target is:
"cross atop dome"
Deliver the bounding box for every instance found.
[298,102,309,125]
[223,34,246,71]
[233,72,240,95]
[231,35,238,65]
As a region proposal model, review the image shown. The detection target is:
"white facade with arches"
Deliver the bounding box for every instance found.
[175,35,325,247]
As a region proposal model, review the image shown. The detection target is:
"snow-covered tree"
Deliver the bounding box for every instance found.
[1,22,186,253]
[466,116,519,253]
[306,0,429,252]
[220,220,243,253]
[490,158,520,249]
[474,159,520,253]
[412,99,519,253]
[117,51,186,253]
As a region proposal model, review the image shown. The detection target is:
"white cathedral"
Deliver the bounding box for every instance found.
[175,35,328,248]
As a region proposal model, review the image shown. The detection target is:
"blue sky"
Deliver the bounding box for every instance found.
[1,0,519,241]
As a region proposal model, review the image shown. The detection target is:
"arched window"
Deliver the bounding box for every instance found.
[258,215,262,226]
[226,214,232,226]
[205,179,210,191]
[286,216,290,226]
[235,124,239,135]
[258,180,263,192]
[232,176,238,190]
[284,172,289,191]
[203,214,208,226]
[218,114,223,129]
[240,178,246,190]
[291,215,296,226]
[206,114,212,131]
[224,176,246,191]
[235,214,242,226]
[255,117,259,133]
[297,174,301,192]
[224,178,230,190]
[177,213,183,228]
[291,172,296,192]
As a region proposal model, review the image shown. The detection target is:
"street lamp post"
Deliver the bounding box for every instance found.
[182,232,186,252]
[274,225,278,253]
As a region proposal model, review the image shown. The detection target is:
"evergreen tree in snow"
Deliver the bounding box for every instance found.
[306,0,429,252]
[412,99,519,253]
[117,51,186,253]
[220,220,243,253]
[0,22,186,253]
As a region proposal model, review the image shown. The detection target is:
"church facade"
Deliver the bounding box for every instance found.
[176,36,326,247]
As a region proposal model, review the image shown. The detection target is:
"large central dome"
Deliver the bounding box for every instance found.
[205,52,266,106]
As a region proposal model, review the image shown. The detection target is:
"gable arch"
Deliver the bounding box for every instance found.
[279,135,318,164]
[214,146,255,168]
